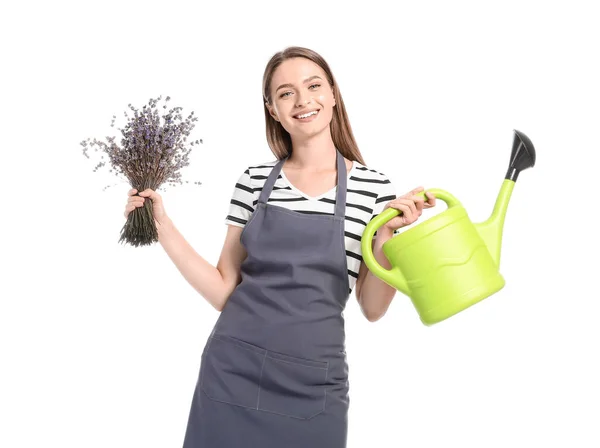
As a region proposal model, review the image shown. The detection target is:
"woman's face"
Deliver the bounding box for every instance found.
[266,57,336,141]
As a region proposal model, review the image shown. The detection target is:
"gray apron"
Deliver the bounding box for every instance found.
[183,149,351,447]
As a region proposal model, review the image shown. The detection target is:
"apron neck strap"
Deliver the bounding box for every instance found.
[258,158,284,205]
[334,149,347,218]
[258,149,348,218]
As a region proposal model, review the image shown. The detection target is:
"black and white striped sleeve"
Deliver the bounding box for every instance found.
[371,175,401,237]
[224,168,256,228]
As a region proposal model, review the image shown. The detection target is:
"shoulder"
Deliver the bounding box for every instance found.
[233,158,279,186]
[350,160,394,189]
[247,158,280,171]
[350,160,397,213]
[246,158,280,178]
[247,159,279,188]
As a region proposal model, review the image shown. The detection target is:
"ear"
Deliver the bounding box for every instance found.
[332,95,336,107]
[265,102,279,122]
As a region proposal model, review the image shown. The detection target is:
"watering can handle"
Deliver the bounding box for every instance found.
[360,188,460,293]
[369,188,460,232]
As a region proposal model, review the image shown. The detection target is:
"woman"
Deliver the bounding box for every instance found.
[125,46,436,447]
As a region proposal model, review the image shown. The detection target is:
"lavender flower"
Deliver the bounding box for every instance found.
[81,95,203,247]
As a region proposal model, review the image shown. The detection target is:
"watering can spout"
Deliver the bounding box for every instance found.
[474,180,514,268]
[475,129,536,267]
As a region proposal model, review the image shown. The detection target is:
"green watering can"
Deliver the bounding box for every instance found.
[362,130,536,326]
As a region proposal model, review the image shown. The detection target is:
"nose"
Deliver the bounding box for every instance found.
[295,90,311,108]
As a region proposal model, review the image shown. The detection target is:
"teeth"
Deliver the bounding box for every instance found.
[296,110,318,119]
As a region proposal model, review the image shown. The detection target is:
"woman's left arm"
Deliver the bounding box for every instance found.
[355,227,397,322]
[356,187,436,322]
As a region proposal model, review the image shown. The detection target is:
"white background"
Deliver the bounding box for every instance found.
[2,1,599,447]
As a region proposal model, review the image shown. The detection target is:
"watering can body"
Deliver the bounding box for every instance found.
[363,187,510,326]
[361,129,535,326]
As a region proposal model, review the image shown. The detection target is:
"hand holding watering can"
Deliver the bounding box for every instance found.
[379,186,437,231]
[363,130,536,326]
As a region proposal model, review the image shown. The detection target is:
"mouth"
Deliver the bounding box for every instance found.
[293,109,320,121]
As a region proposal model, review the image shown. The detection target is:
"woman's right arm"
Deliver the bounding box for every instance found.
[157,219,246,312]
[127,188,247,311]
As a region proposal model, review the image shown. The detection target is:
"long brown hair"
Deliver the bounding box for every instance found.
[262,46,366,165]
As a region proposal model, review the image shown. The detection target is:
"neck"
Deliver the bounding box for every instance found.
[288,130,337,171]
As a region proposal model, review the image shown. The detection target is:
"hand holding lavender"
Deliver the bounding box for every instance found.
[124,188,169,227]
[81,95,203,246]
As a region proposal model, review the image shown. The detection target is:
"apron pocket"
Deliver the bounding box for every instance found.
[258,351,329,420]
[200,335,266,410]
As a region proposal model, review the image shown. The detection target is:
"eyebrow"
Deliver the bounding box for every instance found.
[275,75,323,93]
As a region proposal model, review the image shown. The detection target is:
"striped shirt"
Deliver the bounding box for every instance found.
[225,159,400,295]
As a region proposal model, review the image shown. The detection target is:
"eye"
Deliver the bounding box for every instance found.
[309,83,321,89]
[279,91,292,98]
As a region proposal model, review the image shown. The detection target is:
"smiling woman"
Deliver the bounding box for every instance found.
[265,58,338,145]
[174,46,436,448]
[276,75,325,121]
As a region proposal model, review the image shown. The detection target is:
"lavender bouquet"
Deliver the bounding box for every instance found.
[81,95,203,247]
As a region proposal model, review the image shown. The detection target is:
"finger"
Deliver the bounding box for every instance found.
[401,186,424,198]
[412,194,425,213]
[400,186,424,199]
[124,205,136,218]
[399,198,418,218]
[385,216,406,229]
[139,189,161,203]
[424,192,436,207]
[394,202,413,224]
[128,188,138,196]
[124,198,146,217]
[128,196,144,204]
[409,199,418,217]
[389,198,413,214]
[382,197,397,210]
